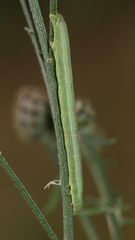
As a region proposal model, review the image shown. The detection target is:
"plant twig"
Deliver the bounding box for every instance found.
[0,153,59,240]
[80,126,121,240]
[20,1,74,239]
[19,0,47,84]
[79,216,100,240]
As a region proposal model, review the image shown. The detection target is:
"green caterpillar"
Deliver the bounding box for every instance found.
[50,13,83,214]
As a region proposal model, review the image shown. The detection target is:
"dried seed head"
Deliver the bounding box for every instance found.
[13,86,53,141]
[76,98,97,134]
[76,99,114,149]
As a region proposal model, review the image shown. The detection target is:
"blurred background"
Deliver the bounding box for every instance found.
[0,0,135,239]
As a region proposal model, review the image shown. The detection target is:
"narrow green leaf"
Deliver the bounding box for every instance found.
[0,153,59,240]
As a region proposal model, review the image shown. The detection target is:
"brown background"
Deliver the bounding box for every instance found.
[0,1,135,239]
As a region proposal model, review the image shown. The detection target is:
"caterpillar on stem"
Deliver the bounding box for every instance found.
[50,13,83,214]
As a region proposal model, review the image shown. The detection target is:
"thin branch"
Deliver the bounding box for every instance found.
[79,216,100,240]
[0,153,59,240]
[19,0,47,84]
[80,127,121,240]
[20,1,74,239]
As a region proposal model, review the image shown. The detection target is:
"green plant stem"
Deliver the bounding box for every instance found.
[19,0,58,165]
[0,153,59,240]
[21,1,74,239]
[80,127,121,240]
[41,132,100,239]
[49,0,57,56]
[19,0,47,85]
[48,0,57,77]
[41,131,99,239]
[50,0,57,15]
[79,216,100,240]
